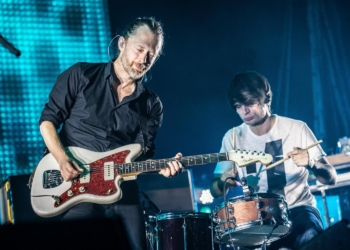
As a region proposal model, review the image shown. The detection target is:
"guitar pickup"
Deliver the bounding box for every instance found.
[80,165,90,184]
[104,161,114,180]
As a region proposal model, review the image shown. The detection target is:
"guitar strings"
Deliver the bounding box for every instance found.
[47,151,265,177]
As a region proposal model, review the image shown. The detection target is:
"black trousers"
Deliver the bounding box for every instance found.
[61,181,147,250]
[268,205,323,249]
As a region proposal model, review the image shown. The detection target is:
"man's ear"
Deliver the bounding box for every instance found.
[118,37,126,51]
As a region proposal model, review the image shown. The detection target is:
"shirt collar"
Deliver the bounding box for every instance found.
[104,61,113,79]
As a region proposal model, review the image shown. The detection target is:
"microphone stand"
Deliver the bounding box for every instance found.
[0,34,21,57]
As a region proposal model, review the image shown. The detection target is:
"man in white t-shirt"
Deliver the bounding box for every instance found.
[210,71,337,249]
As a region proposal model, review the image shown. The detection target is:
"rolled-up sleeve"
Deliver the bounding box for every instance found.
[39,63,82,129]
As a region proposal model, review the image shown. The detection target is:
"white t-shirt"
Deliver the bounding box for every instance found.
[214,115,325,208]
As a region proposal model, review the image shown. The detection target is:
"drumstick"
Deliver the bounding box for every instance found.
[261,140,323,172]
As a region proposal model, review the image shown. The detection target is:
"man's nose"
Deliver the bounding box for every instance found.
[138,53,149,64]
[244,106,250,114]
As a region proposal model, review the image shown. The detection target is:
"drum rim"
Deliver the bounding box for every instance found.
[215,219,292,234]
[216,220,292,246]
[156,212,211,220]
[213,193,286,213]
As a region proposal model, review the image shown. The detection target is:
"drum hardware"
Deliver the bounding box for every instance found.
[212,193,292,248]
[258,211,265,220]
[260,216,279,250]
[320,187,332,228]
[241,177,254,201]
[145,215,157,250]
[256,201,264,209]
[182,219,187,250]
[278,202,285,210]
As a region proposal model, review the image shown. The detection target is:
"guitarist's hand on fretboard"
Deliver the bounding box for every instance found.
[159,152,183,178]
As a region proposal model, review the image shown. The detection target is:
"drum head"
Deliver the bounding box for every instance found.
[213,192,291,247]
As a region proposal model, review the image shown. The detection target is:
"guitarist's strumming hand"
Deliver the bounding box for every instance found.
[159,152,183,178]
[59,157,83,182]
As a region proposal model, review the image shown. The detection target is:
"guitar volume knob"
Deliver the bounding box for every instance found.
[67,190,74,196]
[79,186,86,193]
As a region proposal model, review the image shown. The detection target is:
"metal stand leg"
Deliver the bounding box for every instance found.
[320,188,330,228]
[182,217,187,250]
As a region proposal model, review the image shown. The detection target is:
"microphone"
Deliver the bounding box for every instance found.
[0,34,21,57]
[140,191,161,214]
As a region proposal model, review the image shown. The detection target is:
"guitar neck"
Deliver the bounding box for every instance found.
[117,152,229,174]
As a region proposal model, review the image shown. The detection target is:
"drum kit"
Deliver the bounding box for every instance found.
[145,142,332,249]
[142,142,325,249]
[143,189,292,250]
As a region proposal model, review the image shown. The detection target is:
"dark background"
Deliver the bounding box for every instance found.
[108,0,350,210]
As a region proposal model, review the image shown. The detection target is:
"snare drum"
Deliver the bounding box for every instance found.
[156,212,214,250]
[213,193,291,247]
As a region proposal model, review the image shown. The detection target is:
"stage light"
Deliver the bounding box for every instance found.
[199,189,214,204]
[199,206,211,214]
[0,0,111,179]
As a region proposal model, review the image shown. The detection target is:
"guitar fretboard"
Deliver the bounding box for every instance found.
[117,153,228,174]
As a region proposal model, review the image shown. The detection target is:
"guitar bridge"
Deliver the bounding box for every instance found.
[43,170,63,189]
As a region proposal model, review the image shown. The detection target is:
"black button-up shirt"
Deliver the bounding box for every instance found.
[39,62,163,159]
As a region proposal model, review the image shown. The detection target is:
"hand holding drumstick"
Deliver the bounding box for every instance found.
[261,140,323,172]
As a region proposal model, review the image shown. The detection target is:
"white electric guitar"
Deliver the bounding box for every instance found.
[30,143,273,217]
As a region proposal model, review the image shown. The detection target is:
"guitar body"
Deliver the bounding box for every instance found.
[30,144,142,218]
[31,143,273,218]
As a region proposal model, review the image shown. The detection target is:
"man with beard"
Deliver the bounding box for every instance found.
[39,17,182,249]
[210,71,337,249]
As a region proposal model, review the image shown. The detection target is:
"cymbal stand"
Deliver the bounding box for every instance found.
[319,186,330,228]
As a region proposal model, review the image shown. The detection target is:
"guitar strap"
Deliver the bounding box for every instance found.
[232,126,253,199]
[231,126,236,150]
[232,127,237,172]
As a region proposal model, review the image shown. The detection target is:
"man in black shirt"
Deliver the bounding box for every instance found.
[39,17,182,249]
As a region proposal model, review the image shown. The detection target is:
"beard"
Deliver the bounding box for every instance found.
[120,53,148,80]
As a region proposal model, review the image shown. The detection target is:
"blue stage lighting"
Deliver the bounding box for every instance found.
[0,0,111,179]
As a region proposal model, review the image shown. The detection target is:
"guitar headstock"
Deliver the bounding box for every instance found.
[227,150,273,168]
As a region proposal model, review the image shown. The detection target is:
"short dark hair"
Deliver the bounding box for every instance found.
[227,71,272,109]
[119,17,164,56]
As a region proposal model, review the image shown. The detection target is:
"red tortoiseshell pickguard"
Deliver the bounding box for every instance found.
[54,150,130,207]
